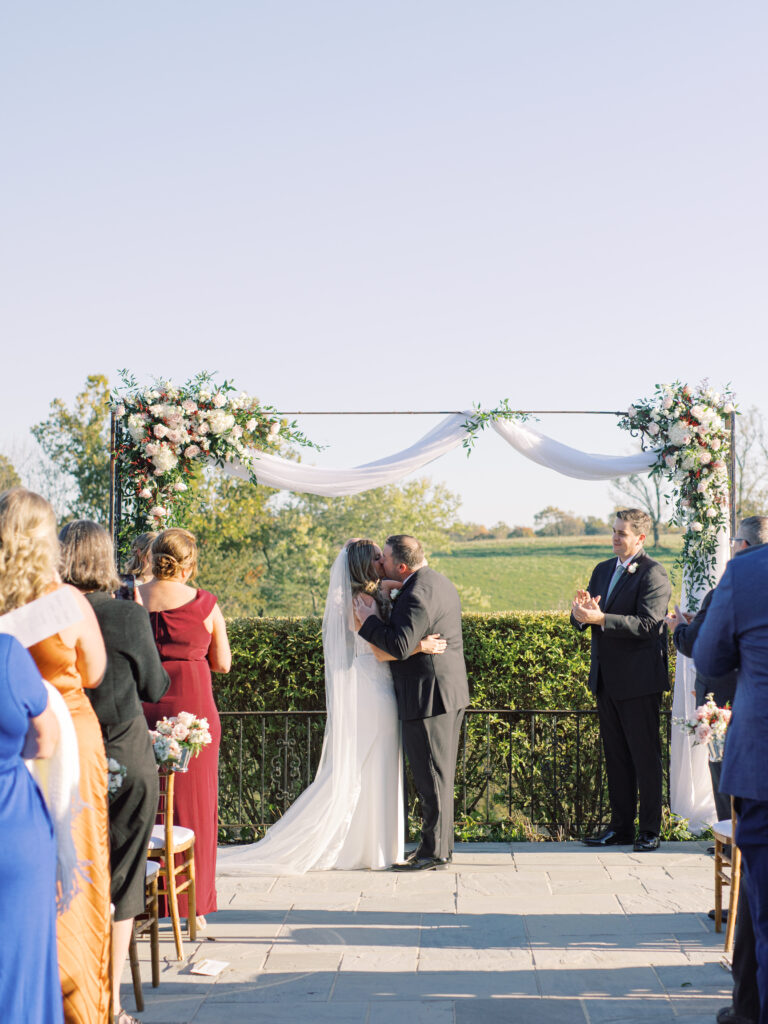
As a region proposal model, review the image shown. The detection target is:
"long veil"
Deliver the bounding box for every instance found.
[217,546,361,874]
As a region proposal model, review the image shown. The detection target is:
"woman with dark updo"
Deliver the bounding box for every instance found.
[140,528,231,929]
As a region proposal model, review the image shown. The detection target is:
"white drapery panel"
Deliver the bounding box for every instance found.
[221,413,658,492]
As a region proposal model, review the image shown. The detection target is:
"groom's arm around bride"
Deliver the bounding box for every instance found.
[355,534,470,870]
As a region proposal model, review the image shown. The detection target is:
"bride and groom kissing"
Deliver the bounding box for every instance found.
[217,534,470,876]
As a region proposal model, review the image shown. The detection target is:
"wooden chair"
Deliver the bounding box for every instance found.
[127,860,161,1011]
[713,796,741,953]
[148,768,197,960]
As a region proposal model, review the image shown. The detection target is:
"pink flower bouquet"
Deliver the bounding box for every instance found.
[674,693,732,762]
[149,711,213,771]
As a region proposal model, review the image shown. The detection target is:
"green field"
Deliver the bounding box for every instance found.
[430,534,684,612]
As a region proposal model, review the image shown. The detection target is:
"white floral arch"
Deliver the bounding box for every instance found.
[112,378,736,829]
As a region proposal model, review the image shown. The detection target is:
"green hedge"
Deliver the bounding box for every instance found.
[217,614,677,842]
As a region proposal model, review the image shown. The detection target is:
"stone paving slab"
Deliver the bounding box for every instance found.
[122,842,732,1023]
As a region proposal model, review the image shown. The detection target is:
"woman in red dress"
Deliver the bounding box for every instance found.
[141,528,231,927]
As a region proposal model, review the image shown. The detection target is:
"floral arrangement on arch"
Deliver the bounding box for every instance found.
[112,371,317,529]
[618,382,735,598]
[149,712,213,769]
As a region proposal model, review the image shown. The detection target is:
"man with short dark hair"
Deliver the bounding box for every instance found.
[354,534,470,871]
[571,509,671,852]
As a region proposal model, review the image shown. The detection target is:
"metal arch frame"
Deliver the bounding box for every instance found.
[108,408,738,549]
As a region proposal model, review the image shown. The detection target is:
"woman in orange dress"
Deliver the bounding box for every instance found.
[0,488,111,1024]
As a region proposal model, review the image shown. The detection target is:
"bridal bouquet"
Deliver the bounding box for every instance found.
[149,712,213,771]
[107,758,127,799]
[674,694,732,762]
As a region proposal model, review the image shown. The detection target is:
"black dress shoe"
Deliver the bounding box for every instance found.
[392,856,446,872]
[633,832,660,852]
[717,1005,756,1024]
[709,907,729,922]
[582,829,634,847]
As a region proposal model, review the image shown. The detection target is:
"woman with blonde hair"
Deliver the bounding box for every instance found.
[218,538,446,876]
[140,528,231,928]
[0,488,110,1023]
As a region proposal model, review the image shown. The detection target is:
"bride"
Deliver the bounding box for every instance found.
[217,538,446,874]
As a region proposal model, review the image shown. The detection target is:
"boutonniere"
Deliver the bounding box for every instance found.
[390,588,400,600]
[626,562,638,575]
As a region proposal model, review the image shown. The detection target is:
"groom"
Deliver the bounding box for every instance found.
[354,534,470,871]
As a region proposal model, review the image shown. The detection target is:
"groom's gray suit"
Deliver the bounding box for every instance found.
[358,565,470,860]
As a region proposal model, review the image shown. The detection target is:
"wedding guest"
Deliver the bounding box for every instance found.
[0,488,111,1024]
[0,633,63,1024]
[694,541,768,1024]
[59,519,171,1024]
[571,509,671,852]
[141,528,231,928]
[666,517,768,824]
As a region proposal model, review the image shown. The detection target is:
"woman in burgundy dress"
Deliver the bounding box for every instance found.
[141,528,231,927]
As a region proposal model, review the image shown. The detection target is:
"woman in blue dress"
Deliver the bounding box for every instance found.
[0,633,63,1024]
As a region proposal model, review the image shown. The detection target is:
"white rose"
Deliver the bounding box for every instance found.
[165,428,183,444]
[182,399,197,413]
[173,481,188,491]
[690,405,706,422]
[647,422,660,436]
[723,402,735,414]
[207,410,236,435]
[245,418,257,431]
[213,392,227,408]
[689,522,703,533]
[269,421,281,436]
[700,451,712,465]
[153,423,168,439]
[697,481,707,493]
[151,449,178,473]
[627,405,637,418]
[199,390,211,402]
[707,508,718,517]
[107,758,122,772]
[711,438,721,451]
[664,455,676,470]
[114,403,126,418]
[197,422,210,435]
[668,422,691,447]
[184,445,201,458]
[139,487,153,499]
[663,396,673,410]
[150,505,168,518]
[144,443,159,456]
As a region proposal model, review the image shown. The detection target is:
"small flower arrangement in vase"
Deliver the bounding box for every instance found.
[674,693,732,762]
[149,712,213,772]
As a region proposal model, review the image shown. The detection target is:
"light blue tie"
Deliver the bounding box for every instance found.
[606,563,625,600]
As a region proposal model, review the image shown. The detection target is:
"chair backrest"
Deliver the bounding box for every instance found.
[157,768,176,853]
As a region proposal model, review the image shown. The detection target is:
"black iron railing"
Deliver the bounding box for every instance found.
[218,708,672,842]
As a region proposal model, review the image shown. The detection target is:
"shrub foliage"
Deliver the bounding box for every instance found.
[217,613,676,842]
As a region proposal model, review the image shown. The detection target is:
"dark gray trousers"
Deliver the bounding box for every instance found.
[401,708,464,860]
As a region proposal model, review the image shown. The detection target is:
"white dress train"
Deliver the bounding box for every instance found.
[217,551,404,875]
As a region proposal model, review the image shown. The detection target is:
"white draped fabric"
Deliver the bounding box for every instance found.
[221,413,658,492]
[218,411,723,830]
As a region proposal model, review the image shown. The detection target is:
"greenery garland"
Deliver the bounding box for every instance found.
[618,381,735,599]
[112,371,318,530]
[462,400,535,452]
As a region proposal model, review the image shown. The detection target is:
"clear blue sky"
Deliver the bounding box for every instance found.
[2,2,766,525]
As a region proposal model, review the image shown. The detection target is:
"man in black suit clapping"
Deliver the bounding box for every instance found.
[571,509,671,852]
[355,534,470,871]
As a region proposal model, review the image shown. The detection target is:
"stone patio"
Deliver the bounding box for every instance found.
[123,841,732,1024]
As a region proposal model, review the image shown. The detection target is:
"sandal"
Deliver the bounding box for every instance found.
[115,1010,142,1024]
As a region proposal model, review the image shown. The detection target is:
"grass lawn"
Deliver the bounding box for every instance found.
[430,533,684,612]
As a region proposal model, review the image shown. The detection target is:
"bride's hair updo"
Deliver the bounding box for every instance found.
[151,528,198,581]
[0,487,59,613]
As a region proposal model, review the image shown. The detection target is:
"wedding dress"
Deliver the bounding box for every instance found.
[217,547,404,874]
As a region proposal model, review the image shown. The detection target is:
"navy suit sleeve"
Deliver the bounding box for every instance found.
[673,589,714,658]
[692,565,739,677]
[358,589,431,661]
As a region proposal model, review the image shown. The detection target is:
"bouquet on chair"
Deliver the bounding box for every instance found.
[149,712,213,772]
[674,693,732,762]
